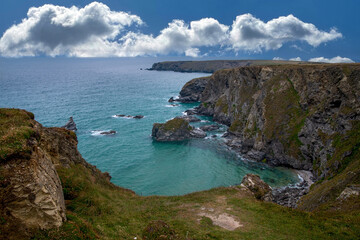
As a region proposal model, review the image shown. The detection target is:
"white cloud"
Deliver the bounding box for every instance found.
[185,48,201,57]
[0,2,142,57]
[229,14,341,52]
[289,57,302,61]
[273,57,284,60]
[0,2,344,57]
[308,56,354,63]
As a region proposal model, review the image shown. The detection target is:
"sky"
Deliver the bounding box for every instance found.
[0,0,359,62]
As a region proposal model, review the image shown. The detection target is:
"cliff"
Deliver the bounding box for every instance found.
[0,109,112,239]
[148,60,311,73]
[180,63,360,211]
[1,108,359,239]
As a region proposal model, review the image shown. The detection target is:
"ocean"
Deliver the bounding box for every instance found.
[0,57,298,195]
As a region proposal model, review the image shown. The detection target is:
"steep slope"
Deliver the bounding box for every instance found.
[181,63,360,211]
[0,109,111,239]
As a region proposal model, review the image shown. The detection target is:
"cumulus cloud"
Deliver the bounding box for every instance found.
[0,2,142,57]
[289,57,302,61]
[0,2,344,57]
[229,14,341,52]
[273,57,284,60]
[308,56,354,63]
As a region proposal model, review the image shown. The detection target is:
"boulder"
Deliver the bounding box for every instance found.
[184,109,198,115]
[241,174,273,201]
[175,115,201,122]
[61,117,77,131]
[200,124,220,131]
[190,128,207,138]
[133,115,144,119]
[152,118,206,141]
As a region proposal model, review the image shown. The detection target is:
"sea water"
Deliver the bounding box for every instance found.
[0,57,298,195]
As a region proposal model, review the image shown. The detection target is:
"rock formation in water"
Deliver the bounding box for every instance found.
[116,114,144,119]
[61,116,77,131]
[0,109,112,239]
[177,63,360,210]
[152,118,206,141]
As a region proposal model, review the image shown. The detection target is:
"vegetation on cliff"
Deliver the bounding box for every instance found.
[1,108,359,239]
[148,60,312,73]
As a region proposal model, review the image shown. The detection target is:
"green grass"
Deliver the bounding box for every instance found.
[30,163,360,240]
[162,118,191,131]
[0,108,36,161]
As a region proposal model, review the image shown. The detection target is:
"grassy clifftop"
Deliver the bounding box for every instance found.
[148,60,312,73]
[0,108,359,239]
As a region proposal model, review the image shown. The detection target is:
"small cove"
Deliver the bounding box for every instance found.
[0,57,299,195]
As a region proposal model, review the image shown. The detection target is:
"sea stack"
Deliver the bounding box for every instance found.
[61,116,77,131]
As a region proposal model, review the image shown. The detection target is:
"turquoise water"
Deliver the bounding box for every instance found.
[0,57,298,195]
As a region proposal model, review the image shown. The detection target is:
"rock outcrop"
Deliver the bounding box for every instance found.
[0,109,112,239]
[177,77,211,102]
[152,118,206,141]
[61,116,77,131]
[241,174,272,201]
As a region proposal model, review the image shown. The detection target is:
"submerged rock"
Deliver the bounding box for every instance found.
[100,130,117,135]
[241,174,273,201]
[116,114,144,119]
[61,116,77,131]
[152,118,206,141]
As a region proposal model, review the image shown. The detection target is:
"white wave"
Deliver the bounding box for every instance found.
[200,120,210,123]
[165,104,179,108]
[112,115,133,119]
[91,130,108,136]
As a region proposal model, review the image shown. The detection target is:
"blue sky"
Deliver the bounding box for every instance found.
[0,0,359,62]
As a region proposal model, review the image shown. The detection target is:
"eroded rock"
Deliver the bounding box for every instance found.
[241,174,272,201]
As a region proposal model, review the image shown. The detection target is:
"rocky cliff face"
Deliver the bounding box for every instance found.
[180,64,360,210]
[194,64,360,177]
[0,109,110,239]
